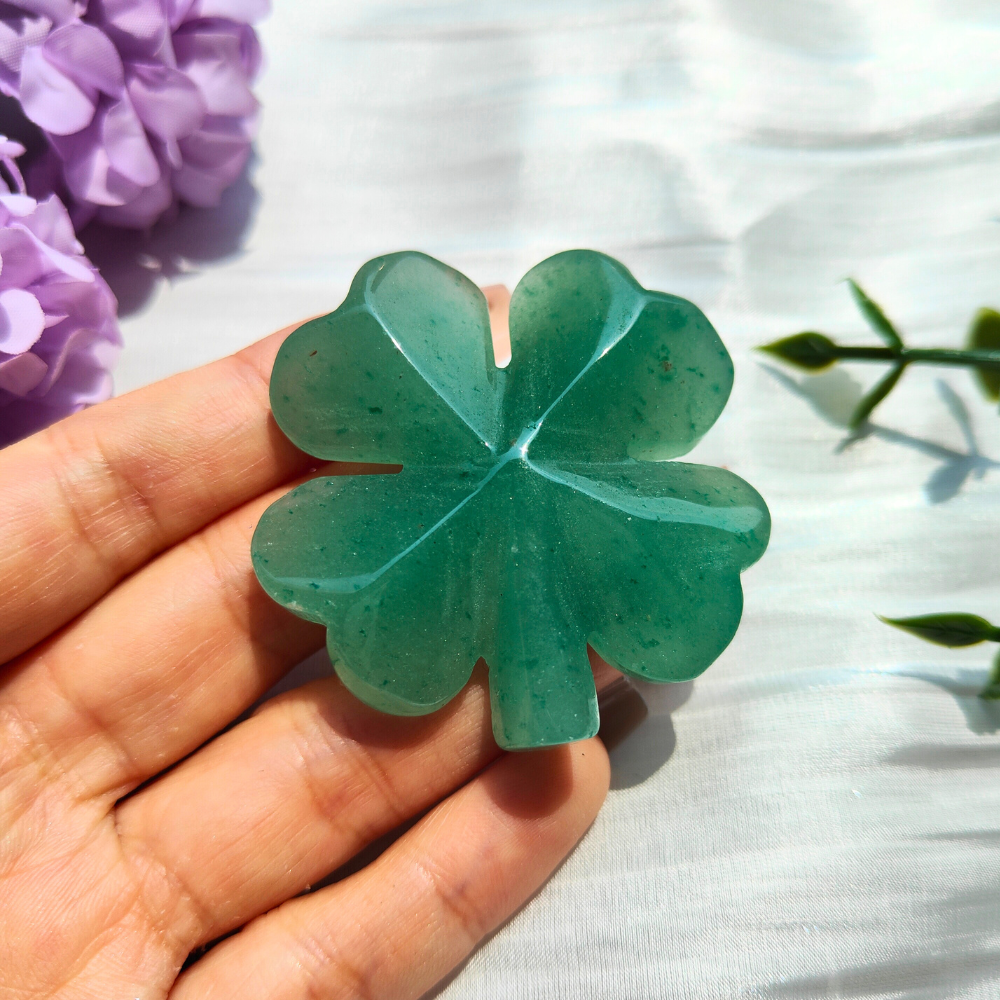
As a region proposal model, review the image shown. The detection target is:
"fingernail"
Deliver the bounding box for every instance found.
[482,283,511,368]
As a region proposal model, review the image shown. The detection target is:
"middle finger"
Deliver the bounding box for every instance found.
[0,474,333,802]
[115,667,500,955]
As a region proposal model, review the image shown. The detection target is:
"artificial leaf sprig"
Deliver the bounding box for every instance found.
[881,613,1000,700]
[760,281,1000,429]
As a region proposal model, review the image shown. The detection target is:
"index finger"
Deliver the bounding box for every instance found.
[0,324,313,664]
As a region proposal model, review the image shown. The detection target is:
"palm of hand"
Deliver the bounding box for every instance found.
[0,327,608,999]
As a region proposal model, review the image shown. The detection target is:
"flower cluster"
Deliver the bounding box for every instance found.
[0,137,121,447]
[0,0,269,229]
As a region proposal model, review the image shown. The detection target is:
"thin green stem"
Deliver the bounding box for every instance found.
[831,346,1000,368]
[901,348,1000,368]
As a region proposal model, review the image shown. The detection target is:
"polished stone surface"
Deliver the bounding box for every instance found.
[253,250,769,749]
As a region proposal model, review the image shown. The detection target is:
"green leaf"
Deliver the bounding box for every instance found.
[847,279,903,350]
[255,251,771,750]
[979,649,1000,701]
[880,612,1000,648]
[966,307,1000,402]
[849,362,906,429]
[758,332,838,370]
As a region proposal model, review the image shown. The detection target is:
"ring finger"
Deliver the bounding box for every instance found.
[171,739,609,1000]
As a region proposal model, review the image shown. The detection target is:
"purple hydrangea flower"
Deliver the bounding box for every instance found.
[0,136,121,447]
[0,0,268,228]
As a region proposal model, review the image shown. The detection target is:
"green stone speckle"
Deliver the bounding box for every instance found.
[252,250,770,750]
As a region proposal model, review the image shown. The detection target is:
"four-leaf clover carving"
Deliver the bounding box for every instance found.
[252,250,770,749]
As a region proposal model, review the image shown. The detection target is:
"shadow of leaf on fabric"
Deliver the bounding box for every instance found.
[766,362,865,426]
[764,872,1000,1000]
[763,850,1000,997]
[884,741,1000,769]
[760,949,1000,1000]
[761,364,1000,503]
[893,667,1000,735]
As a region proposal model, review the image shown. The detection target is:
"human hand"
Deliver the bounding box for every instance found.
[0,326,610,999]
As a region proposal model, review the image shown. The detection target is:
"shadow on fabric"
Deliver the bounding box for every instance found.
[762,364,999,503]
[78,157,261,318]
[607,679,693,790]
[892,667,1000,735]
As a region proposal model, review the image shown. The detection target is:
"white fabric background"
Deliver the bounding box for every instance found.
[110,2,1000,997]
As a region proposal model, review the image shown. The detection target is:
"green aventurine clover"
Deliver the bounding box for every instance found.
[252,251,770,750]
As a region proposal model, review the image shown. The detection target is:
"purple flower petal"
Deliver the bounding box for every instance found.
[33,272,117,333]
[41,358,114,409]
[184,0,270,24]
[19,44,96,134]
[0,226,48,288]
[0,221,92,289]
[127,60,204,141]
[173,21,257,117]
[0,137,119,446]
[0,349,47,395]
[102,92,160,185]
[52,101,141,205]
[161,135,182,168]
[163,0,193,28]
[0,287,45,353]
[0,193,40,217]
[21,1,79,23]
[236,17,261,79]
[0,11,54,85]
[180,109,254,164]
[173,112,249,205]
[15,221,94,281]
[51,127,120,204]
[0,137,25,160]
[31,321,117,403]
[13,1,266,228]
[28,321,90,394]
[94,164,171,225]
[42,21,124,95]
[0,138,27,194]
[88,0,171,60]
[18,193,82,255]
